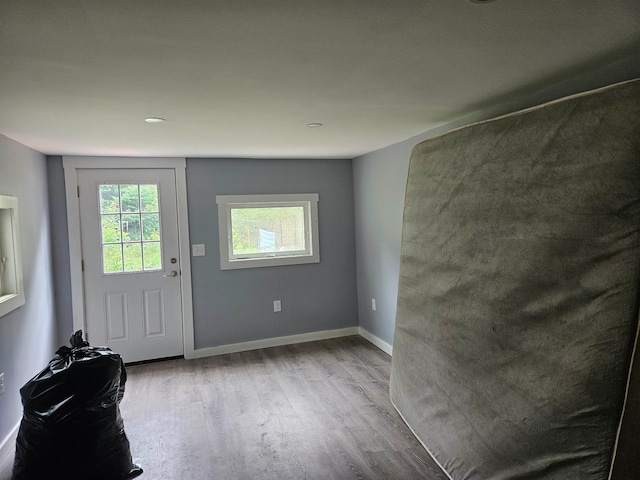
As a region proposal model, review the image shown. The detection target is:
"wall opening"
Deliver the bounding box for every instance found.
[0,194,25,317]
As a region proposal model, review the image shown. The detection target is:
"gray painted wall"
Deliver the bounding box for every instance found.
[187,158,358,349]
[352,143,411,346]
[42,156,359,352]
[352,54,640,348]
[46,156,74,344]
[0,134,57,450]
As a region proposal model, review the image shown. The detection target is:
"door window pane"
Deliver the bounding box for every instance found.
[121,214,141,242]
[101,215,122,243]
[103,244,123,273]
[123,243,142,272]
[99,184,163,274]
[143,242,161,270]
[100,185,120,213]
[120,185,140,212]
[140,185,159,212]
[141,214,160,241]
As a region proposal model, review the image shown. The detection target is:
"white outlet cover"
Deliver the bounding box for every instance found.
[274,300,282,312]
[372,298,377,311]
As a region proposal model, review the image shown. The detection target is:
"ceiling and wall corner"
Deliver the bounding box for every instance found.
[0,0,639,159]
[352,55,640,348]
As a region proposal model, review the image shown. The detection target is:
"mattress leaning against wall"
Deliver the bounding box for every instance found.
[389,78,640,480]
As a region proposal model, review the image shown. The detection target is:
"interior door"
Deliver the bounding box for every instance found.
[78,168,183,363]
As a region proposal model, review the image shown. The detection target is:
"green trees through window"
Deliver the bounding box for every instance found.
[99,184,162,273]
[230,206,305,255]
[216,194,319,270]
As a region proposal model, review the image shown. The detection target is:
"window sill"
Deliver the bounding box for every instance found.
[0,292,25,318]
[222,254,320,270]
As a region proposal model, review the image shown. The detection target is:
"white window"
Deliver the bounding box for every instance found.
[0,194,25,317]
[216,194,319,270]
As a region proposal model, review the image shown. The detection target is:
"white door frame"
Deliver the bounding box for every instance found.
[63,156,196,359]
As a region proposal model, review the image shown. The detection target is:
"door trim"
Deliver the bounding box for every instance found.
[63,156,196,359]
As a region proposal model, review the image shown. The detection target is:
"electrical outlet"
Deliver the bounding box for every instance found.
[372,298,377,311]
[0,372,4,396]
[273,300,282,312]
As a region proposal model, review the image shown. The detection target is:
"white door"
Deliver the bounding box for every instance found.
[78,168,183,363]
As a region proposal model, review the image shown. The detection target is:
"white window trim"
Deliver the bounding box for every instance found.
[216,193,320,270]
[0,194,25,317]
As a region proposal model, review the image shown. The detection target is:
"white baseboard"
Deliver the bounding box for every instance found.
[189,327,360,358]
[358,327,393,355]
[0,421,19,468]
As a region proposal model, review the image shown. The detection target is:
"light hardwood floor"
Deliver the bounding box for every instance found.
[1,336,447,480]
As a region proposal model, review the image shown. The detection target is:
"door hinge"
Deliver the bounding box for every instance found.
[77,186,80,197]
[81,260,84,271]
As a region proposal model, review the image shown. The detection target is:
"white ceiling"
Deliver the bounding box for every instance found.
[1,0,639,159]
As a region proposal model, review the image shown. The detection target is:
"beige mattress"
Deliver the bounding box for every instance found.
[390,79,640,480]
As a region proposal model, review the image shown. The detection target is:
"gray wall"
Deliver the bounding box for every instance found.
[353,53,640,347]
[46,156,73,344]
[187,158,358,348]
[352,143,411,346]
[0,134,57,449]
[42,156,359,352]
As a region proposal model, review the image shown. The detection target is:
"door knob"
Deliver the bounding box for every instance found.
[164,270,178,277]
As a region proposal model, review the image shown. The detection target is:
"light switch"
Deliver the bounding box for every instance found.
[192,244,206,256]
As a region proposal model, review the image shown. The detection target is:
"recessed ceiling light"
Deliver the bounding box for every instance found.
[306,122,323,128]
[144,117,166,123]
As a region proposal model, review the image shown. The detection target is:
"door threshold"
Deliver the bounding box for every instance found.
[125,355,184,367]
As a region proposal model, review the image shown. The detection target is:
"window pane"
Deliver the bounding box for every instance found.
[101,214,122,243]
[121,214,141,242]
[100,185,120,213]
[141,213,160,240]
[217,194,319,270]
[143,242,161,270]
[140,184,159,212]
[103,244,123,273]
[99,183,164,274]
[123,243,142,272]
[120,185,140,213]
[231,206,305,255]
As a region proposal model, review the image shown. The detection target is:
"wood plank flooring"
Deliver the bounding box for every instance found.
[0,336,448,480]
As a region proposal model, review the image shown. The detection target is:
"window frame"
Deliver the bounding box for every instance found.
[98,182,164,275]
[216,193,320,270]
[0,194,25,317]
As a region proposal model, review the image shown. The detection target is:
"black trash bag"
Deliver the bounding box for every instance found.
[12,331,143,480]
